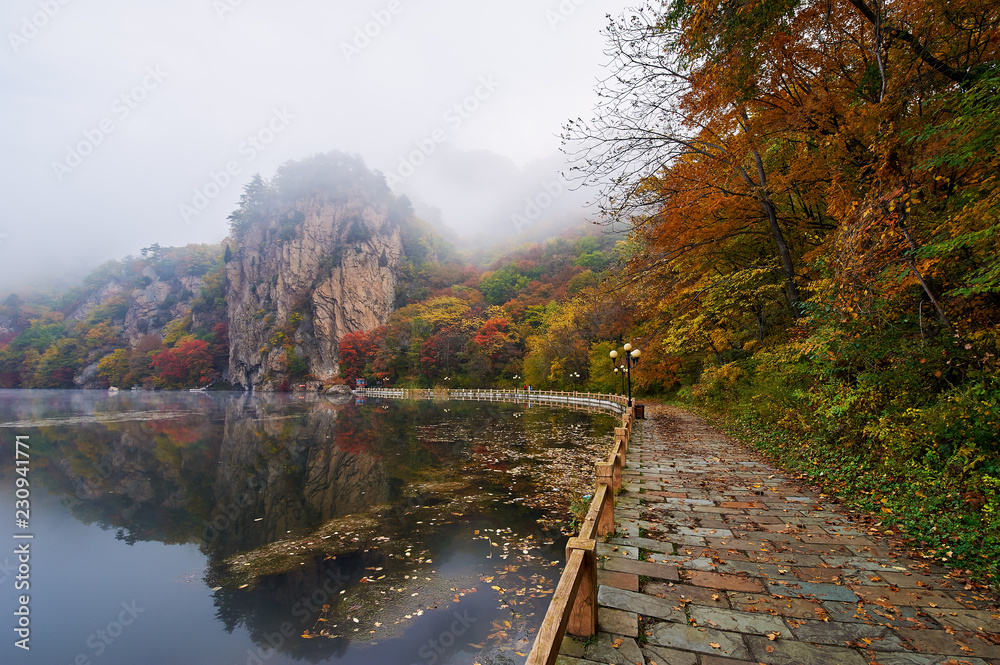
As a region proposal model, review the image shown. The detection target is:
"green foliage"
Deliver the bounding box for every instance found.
[85,295,128,325]
[684,314,1000,583]
[190,261,227,322]
[28,338,82,388]
[97,348,130,387]
[587,341,620,394]
[278,211,305,242]
[228,173,272,238]
[284,347,309,378]
[479,266,530,306]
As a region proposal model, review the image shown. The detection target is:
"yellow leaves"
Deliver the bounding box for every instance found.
[392,296,471,330]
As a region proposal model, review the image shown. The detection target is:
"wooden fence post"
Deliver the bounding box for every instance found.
[565,537,597,637]
[614,427,627,452]
[611,443,623,493]
[594,464,616,536]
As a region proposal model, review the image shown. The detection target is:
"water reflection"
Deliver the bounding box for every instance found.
[0,390,614,664]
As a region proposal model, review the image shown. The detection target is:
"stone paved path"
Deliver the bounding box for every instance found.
[557,405,1000,665]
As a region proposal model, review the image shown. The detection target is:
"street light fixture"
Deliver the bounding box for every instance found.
[610,343,641,406]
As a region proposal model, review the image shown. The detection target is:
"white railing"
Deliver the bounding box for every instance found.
[355,387,627,415]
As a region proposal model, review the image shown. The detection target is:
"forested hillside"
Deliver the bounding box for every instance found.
[0,244,229,390]
[338,228,627,389]
[564,0,999,581]
[0,152,627,393]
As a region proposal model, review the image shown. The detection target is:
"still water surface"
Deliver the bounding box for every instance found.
[0,390,614,665]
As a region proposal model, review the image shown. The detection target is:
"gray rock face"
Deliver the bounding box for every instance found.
[67,265,208,387]
[123,269,204,346]
[73,361,103,389]
[226,197,403,391]
[67,282,126,321]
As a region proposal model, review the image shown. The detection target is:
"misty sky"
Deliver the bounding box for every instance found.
[0,0,635,292]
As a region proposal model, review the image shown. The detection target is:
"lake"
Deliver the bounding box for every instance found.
[0,390,616,665]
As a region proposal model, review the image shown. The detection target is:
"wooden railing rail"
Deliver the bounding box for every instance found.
[524,407,634,665]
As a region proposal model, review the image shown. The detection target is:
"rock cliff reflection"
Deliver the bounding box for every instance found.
[0,390,614,663]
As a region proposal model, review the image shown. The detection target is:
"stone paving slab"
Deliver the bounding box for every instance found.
[599,585,686,622]
[562,405,1000,665]
[598,606,639,637]
[597,568,639,592]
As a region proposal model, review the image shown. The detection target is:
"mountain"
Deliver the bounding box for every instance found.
[0,151,621,392]
[224,153,415,390]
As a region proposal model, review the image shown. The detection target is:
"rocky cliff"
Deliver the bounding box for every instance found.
[62,259,216,389]
[0,152,425,391]
[226,153,410,390]
[122,269,205,346]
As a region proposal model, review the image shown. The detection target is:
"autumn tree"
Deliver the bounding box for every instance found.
[564,8,817,317]
[151,338,213,388]
[338,330,378,384]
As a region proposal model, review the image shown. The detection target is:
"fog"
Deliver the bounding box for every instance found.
[0,0,632,293]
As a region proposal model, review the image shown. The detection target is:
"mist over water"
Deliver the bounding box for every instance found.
[0,389,615,664]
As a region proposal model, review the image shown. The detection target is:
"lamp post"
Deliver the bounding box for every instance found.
[610,343,641,406]
[513,374,521,396]
[569,371,580,392]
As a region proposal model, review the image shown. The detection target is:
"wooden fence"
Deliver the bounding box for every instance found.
[357,387,635,664]
[525,408,633,665]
